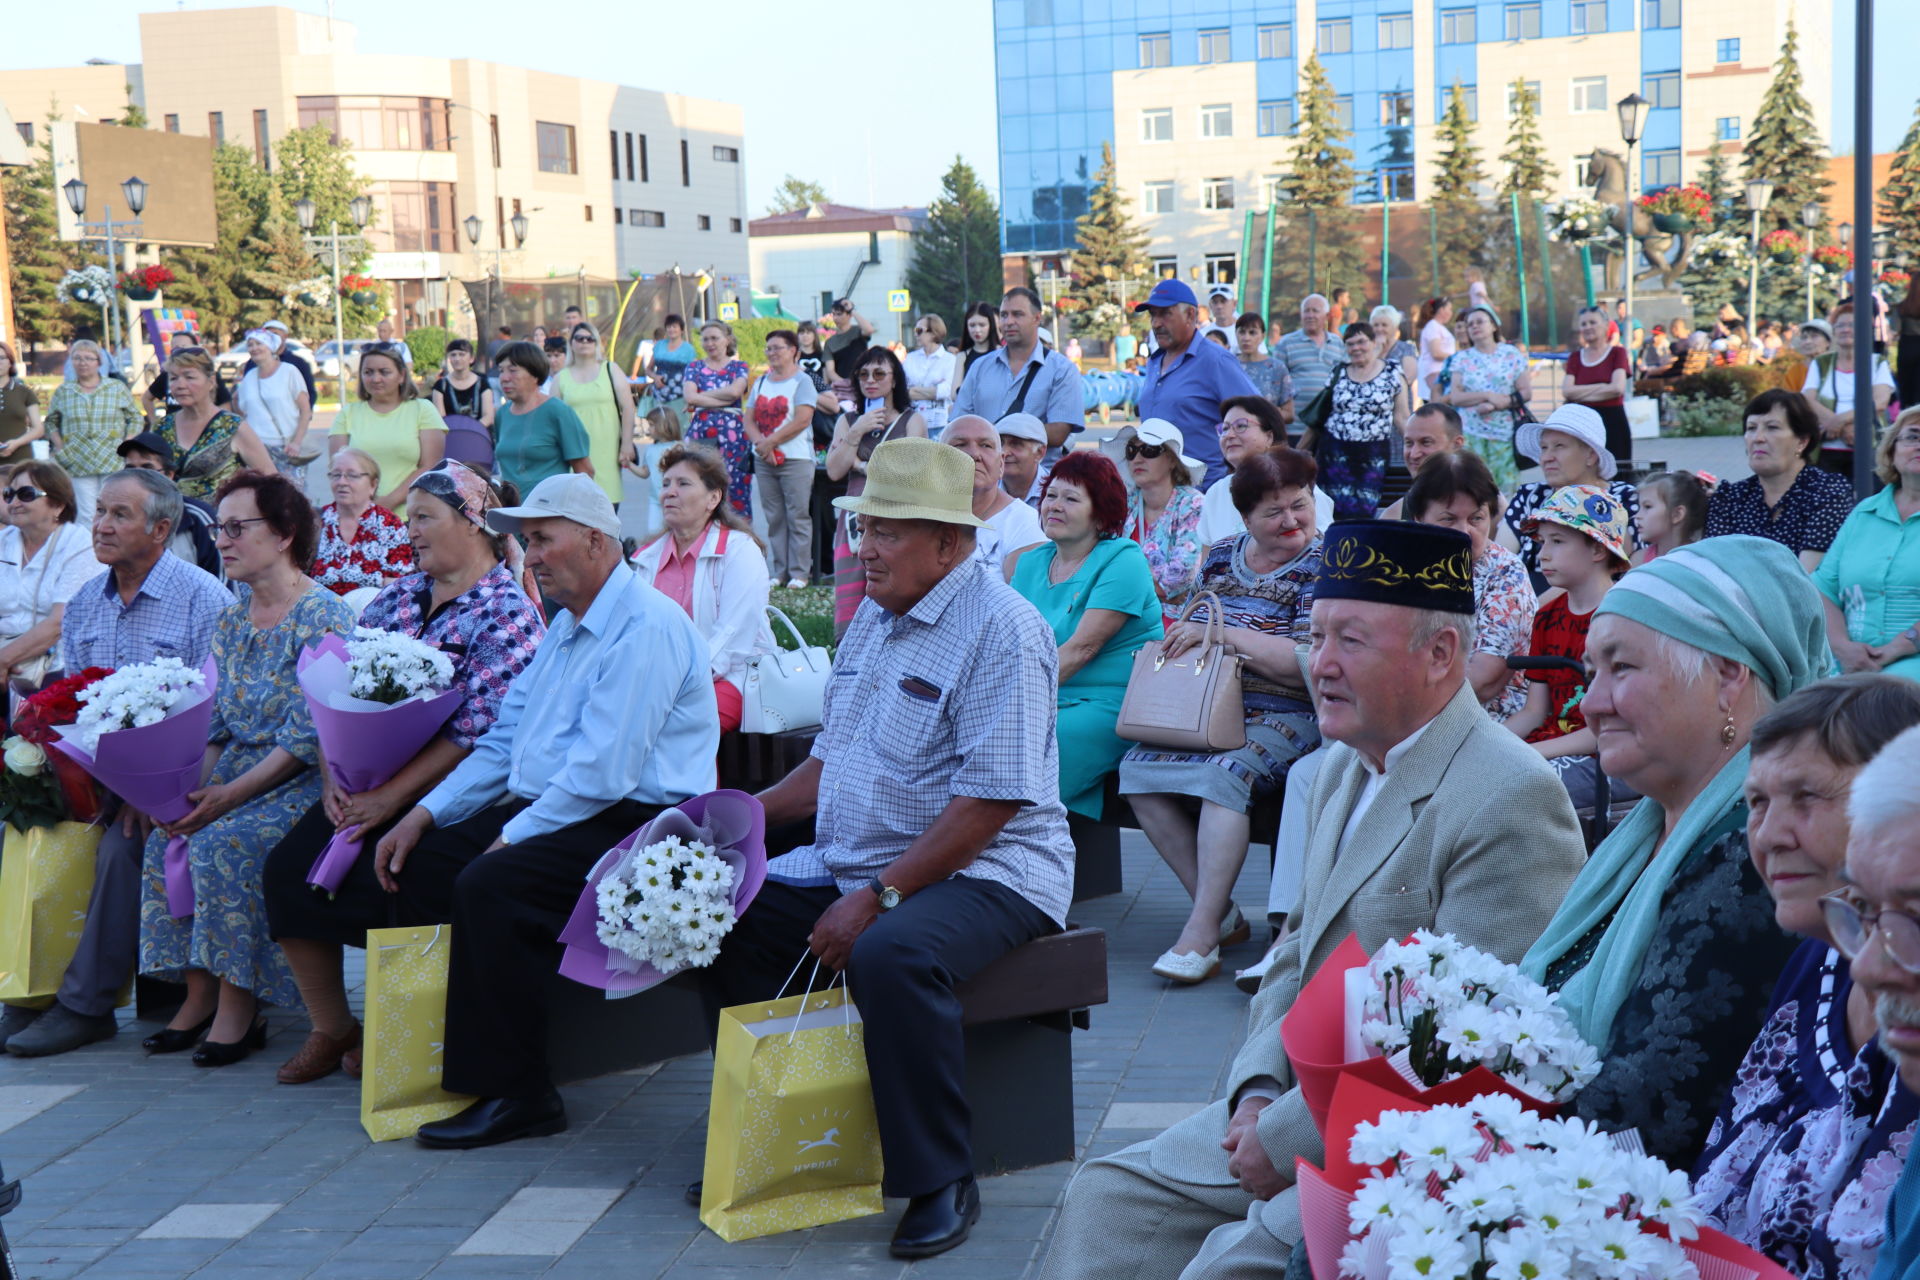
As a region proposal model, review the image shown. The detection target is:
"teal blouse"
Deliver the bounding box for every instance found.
[1813,488,1920,683]
[496,397,591,500]
[1011,537,1163,696]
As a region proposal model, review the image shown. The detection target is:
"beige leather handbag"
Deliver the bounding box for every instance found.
[1115,591,1246,752]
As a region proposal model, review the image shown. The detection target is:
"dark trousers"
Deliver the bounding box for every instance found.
[696,877,1054,1199]
[1594,403,1633,463]
[46,801,143,1018]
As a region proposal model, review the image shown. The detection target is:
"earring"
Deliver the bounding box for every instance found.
[1721,710,1737,749]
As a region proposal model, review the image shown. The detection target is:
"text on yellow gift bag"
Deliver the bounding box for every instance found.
[360,924,474,1142]
[0,821,105,1002]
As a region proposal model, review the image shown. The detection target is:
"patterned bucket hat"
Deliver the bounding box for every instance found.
[1521,483,1634,566]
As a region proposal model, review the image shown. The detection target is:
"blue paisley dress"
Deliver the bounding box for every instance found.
[140,584,357,1006]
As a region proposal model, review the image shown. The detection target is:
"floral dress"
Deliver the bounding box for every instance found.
[684,357,752,515]
[313,503,414,595]
[1449,343,1530,492]
[158,409,245,501]
[1123,485,1207,615]
[1321,362,1404,521]
[140,584,357,1007]
[1693,941,1919,1280]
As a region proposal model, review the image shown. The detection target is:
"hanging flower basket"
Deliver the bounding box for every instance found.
[1637,184,1711,234]
[340,274,380,310]
[1882,267,1912,291]
[56,265,116,308]
[1760,229,1805,265]
[349,290,379,308]
[297,291,326,308]
[1546,197,1620,247]
[119,264,174,303]
[1814,245,1854,275]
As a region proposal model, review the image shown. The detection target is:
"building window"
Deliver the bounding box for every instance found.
[1257,101,1294,136]
[638,134,649,182]
[1570,77,1608,113]
[1645,149,1681,188]
[253,109,270,169]
[1441,84,1480,121]
[1570,0,1607,34]
[1262,174,1286,206]
[1717,116,1742,141]
[1138,32,1171,67]
[1331,96,1354,132]
[1202,177,1235,211]
[163,113,179,133]
[208,111,224,144]
[729,217,742,232]
[1199,103,1233,139]
[1141,108,1173,143]
[1717,37,1741,63]
[375,180,460,252]
[489,114,500,167]
[610,130,620,178]
[1376,166,1416,201]
[625,132,635,180]
[1204,255,1237,285]
[1317,18,1352,53]
[1378,14,1413,49]
[15,122,31,146]
[1380,90,1413,128]
[713,145,739,162]
[1257,24,1292,59]
[1506,81,1542,115]
[697,214,712,230]
[1440,8,1476,43]
[1644,0,1680,28]
[1644,72,1680,109]
[296,96,453,152]
[585,205,594,222]
[1142,181,1174,214]
[1197,28,1229,63]
[680,139,690,186]
[635,210,665,228]
[1152,257,1178,280]
[614,209,623,224]
[535,121,577,174]
[1024,0,1053,23]
[1505,4,1541,39]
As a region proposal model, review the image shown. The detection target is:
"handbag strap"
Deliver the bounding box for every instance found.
[1172,588,1227,652]
[764,604,811,652]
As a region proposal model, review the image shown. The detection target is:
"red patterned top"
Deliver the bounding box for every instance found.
[1522,592,1596,743]
[314,503,414,595]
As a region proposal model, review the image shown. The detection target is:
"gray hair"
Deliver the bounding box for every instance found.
[1407,607,1476,656]
[1848,723,1920,842]
[334,446,382,488]
[106,467,183,536]
[1370,305,1403,328]
[1301,293,1330,312]
[1648,629,1775,713]
[941,415,996,443]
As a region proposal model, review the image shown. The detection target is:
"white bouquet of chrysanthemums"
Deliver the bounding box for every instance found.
[69,657,208,755]
[1360,931,1600,1106]
[345,626,456,705]
[1548,198,1622,247]
[1332,1098,1702,1280]
[594,833,741,972]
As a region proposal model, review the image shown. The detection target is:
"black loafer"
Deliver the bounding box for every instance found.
[414,1090,566,1149]
[889,1175,980,1259]
[684,1180,703,1208]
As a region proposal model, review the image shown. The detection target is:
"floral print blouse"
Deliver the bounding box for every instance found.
[1325,361,1404,443]
[1450,343,1529,443]
[313,503,413,595]
[1694,941,1918,1280]
[358,564,545,750]
[1123,485,1207,604]
[683,358,749,440]
[1472,542,1535,721]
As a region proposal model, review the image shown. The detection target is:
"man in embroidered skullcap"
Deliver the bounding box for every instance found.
[1041,520,1587,1280]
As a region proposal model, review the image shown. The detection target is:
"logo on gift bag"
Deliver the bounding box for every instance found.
[789,1109,854,1172]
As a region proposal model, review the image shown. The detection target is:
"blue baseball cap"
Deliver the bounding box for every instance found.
[1134,278,1198,311]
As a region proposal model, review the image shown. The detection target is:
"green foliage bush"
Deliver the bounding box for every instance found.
[405,326,451,376]
[1665,392,1745,438]
[725,317,799,371]
[1636,354,1806,405]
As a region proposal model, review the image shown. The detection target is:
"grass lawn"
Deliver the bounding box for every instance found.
[768,583,834,652]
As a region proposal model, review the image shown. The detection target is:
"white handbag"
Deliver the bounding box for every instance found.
[740,606,831,734]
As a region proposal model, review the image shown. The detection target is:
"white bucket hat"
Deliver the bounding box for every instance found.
[1514,404,1618,480]
[1100,417,1204,479]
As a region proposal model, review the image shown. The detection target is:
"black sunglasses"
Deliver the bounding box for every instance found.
[1124,441,1167,461]
[2,486,42,503]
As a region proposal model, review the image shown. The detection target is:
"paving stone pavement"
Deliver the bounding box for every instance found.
[0,832,1273,1279]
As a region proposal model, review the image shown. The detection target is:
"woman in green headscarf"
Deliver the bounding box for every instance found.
[1521,534,1833,1169]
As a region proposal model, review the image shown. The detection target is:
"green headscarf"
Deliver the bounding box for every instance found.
[1522,535,1833,1049]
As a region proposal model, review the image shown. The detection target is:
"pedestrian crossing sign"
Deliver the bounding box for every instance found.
[887,290,911,313]
[718,302,740,321]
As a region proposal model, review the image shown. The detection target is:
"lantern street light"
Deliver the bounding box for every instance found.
[464,213,530,341]
[1744,178,1776,340]
[1800,201,1823,321]
[295,193,377,410]
[60,175,149,371]
[1615,93,1651,361]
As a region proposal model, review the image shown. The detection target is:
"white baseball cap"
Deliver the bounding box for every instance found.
[1206,283,1237,300]
[996,413,1049,446]
[486,473,623,540]
[1101,418,1203,476]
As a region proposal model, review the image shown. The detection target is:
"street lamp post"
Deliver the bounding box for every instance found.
[1615,93,1650,364]
[1745,179,1776,342]
[60,175,147,371]
[462,213,529,344]
[296,194,373,411]
[1801,201,1824,320]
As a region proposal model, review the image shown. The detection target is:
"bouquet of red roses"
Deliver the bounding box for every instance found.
[5,669,114,826]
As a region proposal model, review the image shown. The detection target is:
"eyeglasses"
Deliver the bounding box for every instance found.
[571,334,598,344]
[214,516,271,540]
[857,368,890,382]
[1894,430,1920,447]
[1822,893,1920,975]
[1217,419,1258,435]
[2,486,42,503]
[1124,441,1167,460]
[327,470,373,482]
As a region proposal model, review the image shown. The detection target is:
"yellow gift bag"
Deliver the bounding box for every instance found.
[0,822,104,1002]
[699,983,885,1242]
[360,925,474,1142]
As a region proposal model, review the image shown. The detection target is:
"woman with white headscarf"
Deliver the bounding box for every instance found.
[232,327,315,478]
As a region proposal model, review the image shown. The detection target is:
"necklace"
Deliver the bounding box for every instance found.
[1048,544,1091,584]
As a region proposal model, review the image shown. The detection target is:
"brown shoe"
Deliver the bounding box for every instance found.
[342,1045,363,1079]
[277,1023,362,1084]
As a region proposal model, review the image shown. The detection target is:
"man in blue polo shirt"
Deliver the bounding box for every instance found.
[951,287,1084,449]
[1135,279,1256,489]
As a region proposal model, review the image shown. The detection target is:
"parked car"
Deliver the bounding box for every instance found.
[213,337,315,383]
[313,339,373,380]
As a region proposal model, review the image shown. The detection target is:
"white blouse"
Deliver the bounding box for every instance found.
[902,346,958,433]
[0,523,98,637]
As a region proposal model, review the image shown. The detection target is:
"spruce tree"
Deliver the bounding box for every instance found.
[1063,142,1151,335]
[1697,133,1737,232]
[2,130,78,352]
[233,196,337,335]
[1499,79,1557,199]
[904,156,1001,334]
[1430,82,1490,274]
[1278,52,1365,305]
[1880,100,1920,265]
[1741,19,1830,228]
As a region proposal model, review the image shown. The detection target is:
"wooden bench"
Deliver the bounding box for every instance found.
[1070,774,1286,903]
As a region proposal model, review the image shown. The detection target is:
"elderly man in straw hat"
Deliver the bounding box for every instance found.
[686,436,1073,1259]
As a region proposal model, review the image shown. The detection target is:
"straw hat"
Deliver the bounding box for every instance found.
[831,438,986,527]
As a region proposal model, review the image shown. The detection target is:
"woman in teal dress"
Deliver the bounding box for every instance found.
[140,471,356,1067]
[1816,409,1920,682]
[1008,450,1162,820]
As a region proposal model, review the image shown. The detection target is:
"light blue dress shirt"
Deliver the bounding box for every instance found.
[420,564,718,844]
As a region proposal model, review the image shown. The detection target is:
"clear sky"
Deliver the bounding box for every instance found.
[3,0,1913,212]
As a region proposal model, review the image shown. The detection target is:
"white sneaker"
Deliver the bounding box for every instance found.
[1152,947,1221,984]
[785,577,809,590]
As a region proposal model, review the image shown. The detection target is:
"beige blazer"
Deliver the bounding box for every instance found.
[1143,679,1586,1215]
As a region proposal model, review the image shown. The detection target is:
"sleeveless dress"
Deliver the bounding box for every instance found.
[158,409,245,501]
[553,362,626,506]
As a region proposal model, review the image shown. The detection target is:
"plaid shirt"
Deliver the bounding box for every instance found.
[768,556,1075,925]
[61,552,233,672]
[45,378,140,476]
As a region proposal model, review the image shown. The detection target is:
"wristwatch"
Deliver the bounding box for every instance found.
[1903,625,1920,651]
[866,879,902,911]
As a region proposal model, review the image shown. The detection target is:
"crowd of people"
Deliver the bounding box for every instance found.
[2,269,1919,1272]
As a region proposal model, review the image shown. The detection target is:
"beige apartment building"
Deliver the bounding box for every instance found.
[2,5,747,334]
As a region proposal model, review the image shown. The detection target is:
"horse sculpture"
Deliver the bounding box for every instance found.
[1584,148,1696,289]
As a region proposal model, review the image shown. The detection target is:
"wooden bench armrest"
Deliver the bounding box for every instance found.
[956,925,1109,1026]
